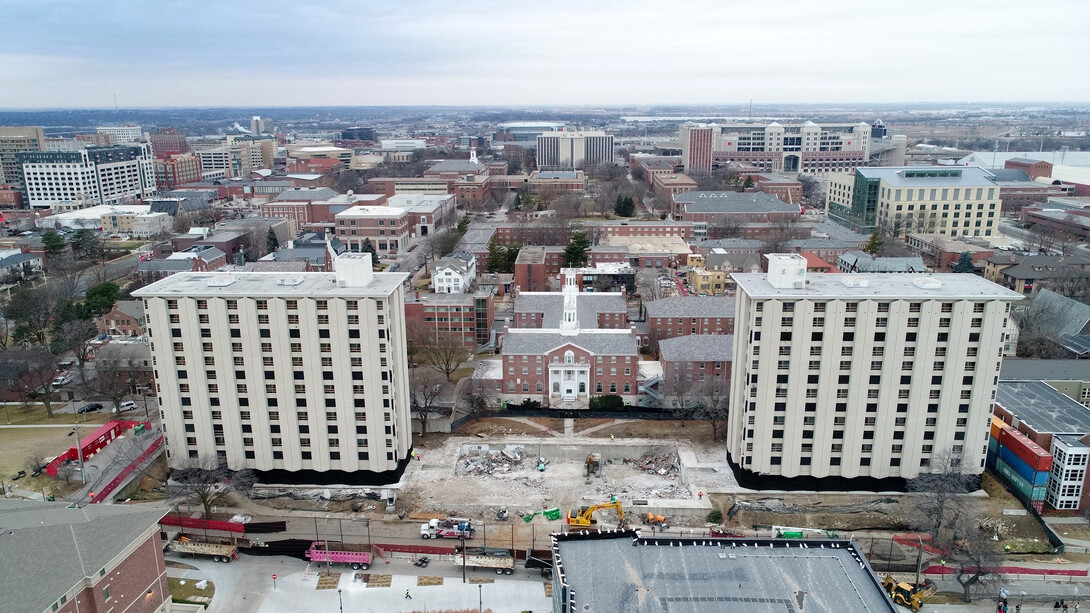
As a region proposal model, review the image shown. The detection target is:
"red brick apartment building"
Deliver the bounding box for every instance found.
[335,205,411,253]
[404,290,495,348]
[645,296,736,339]
[659,334,733,401]
[0,500,171,613]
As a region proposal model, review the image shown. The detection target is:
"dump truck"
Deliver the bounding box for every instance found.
[456,547,514,575]
[881,575,935,612]
[169,536,238,563]
[421,517,475,539]
[305,541,371,570]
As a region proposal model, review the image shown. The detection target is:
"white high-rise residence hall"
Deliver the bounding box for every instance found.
[729,254,1023,486]
[134,253,412,483]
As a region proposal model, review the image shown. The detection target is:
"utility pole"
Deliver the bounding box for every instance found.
[68,427,86,484]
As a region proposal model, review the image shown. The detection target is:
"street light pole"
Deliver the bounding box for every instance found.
[337,588,343,613]
[68,428,86,484]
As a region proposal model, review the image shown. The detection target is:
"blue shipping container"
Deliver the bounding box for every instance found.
[995,458,1048,501]
[999,445,1050,487]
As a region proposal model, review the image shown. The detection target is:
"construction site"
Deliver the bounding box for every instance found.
[398,435,722,525]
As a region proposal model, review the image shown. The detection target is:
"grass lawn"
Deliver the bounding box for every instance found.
[0,403,110,485]
[168,577,215,606]
[105,241,145,250]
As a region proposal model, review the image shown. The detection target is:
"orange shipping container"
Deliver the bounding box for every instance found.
[991,416,1008,441]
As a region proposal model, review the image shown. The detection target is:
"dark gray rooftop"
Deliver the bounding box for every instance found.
[1028,289,1090,337]
[553,533,894,613]
[514,292,626,329]
[428,159,485,173]
[1001,359,1090,381]
[0,500,167,613]
[274,186,338,202]
[659,334,734,362]
[502,330,639,356]
[645,296,735,320]
[995,381,1090,436]
[675,191,799,214]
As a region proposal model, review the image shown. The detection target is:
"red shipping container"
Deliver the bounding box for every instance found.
[1000,428,1053,472]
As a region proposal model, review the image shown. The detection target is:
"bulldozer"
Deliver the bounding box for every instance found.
[567,499,626,528]
[881,575,935,612]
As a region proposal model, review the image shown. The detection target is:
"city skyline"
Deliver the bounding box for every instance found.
[3,0,1087,109]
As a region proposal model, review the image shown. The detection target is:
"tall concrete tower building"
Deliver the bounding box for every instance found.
[728,254,1023,486]
[135,253,413,483]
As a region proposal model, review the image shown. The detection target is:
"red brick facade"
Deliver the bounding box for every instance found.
[57,532,169,613]
[649,315,735,339]
[501,345,639,399]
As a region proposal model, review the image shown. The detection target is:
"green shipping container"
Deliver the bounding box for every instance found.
[996,458,1048,501]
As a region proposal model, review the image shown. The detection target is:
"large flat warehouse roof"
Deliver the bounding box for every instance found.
[553,532,894,613]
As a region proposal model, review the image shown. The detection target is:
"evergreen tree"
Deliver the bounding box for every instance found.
[614,195,636,217]
[861,232,884,256]
[741,175,755,190]
[563,232,591,267]
[485,237,506,272]
[266,228,280,253]
[41,231,65,255]
[953,251,975,274]
[360,238,378,264]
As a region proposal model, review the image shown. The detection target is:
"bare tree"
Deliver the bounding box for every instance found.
[89,347,142,411]
[906,449,976,540]
[54,462,78,486]
[946,512,1003,603]
[692,376,730,440]
[460,376,497,417]
[706,217,744,240]
[642,326,667,360]
[24,452,47,475]
[173,211,192,234]
[16,350,63,418]
[1041,266,1090,304]
[51,319,99,388]
[410,369,450,436]
[421,336,472,381]
[592,274,615,293]
[171,456,256,518]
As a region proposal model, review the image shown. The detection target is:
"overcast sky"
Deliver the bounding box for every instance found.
[2,0,1086,108]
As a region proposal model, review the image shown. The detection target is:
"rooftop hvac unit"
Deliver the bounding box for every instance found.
[207,276,235,287]
[840,276,869,288]
[913,277,943,290]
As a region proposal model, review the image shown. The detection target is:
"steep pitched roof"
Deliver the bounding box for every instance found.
[502,330,639,356]
[1031,289,1090,337]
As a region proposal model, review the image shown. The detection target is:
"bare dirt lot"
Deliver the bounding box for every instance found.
[0,404,110,491]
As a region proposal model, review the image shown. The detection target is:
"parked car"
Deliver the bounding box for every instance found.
[77,403,103,414]
[11,470,25,480]
[113,400,137,413]
[52,374,73,387]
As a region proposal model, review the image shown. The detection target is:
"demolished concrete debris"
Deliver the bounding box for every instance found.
[456,446,530,476]
[625,446,680,476]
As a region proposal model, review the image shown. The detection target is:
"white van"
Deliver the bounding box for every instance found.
[114,400,138,413]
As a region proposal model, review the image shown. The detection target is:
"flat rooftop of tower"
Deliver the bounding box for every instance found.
[732,272,1025,300]
[133,269,407,298]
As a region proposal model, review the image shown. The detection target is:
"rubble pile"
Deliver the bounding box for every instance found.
[591,480,691,500]
[728,497,900,519]
[626,447,680,476]
[456,445,530,476]
[250,488,383,502]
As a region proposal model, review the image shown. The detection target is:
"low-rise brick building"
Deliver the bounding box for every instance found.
[645,296,736,343]
[97,300,146,337]
[659,334,733,406]
[335,205,411,254]
[0,500,170,613]
[404,290,494,348]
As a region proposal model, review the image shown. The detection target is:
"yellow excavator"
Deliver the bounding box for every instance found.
[566,499,627,528]
[881,575,935,612]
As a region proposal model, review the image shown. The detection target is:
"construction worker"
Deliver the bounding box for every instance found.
[405,589,412,600]
[698,491,704,500]
[610,434,615,441]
